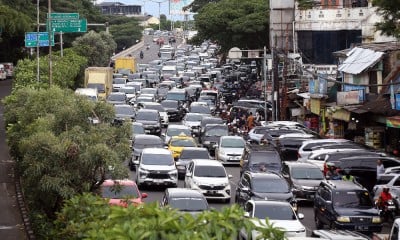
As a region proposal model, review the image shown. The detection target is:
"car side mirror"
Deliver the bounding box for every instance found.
[164,146,169,149]
[161,133,166,137]
[133,160,139,165]
[244,212,250,218]
[186,172,191,177]
[297,213,304,220]
[242,187,249,192]
[247,139,255,144]
[141,193,148,199]
[228,174,233,179]
[213,144,218,149]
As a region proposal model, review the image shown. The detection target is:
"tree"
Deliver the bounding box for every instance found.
[108,16,142,52]
[193,0,269,53]
[183,0,221,13]
[13,48,87,90]
[52,194,285,240]
[3,87,131,238]
[373,0,400,39]
[72,30,116,66]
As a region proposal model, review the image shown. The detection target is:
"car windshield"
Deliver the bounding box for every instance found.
[194,165,226,177]
[108,94,125,101]
[167,92,185,101]
[142,89,157,95]
[115,106,135,115]
[161,101,178,108]
[132,125,145,135]
[136,112,158,121]
[146,104,165,112]
[87,83,105,93]
[180,150,209,160]
[191,106,211,114]
[171,139,196,147]
[205,127,228,137]
[249,153,280,166]
[119,88,135,94]
[253,204,295,220]
[101,184,139,199]
[252,178,289,193]
[333,190,374,208]
[142,153,174,165]
[186,114,203,121]
[167,128,191,137]
[291,167,324,180]
[169,197,208,211]
[113,78,126,84]
[221,138,245,148]
[134,139,163,149]
[202,119,223,127]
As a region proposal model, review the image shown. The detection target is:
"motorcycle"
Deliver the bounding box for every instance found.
[140,52,144,59]
[377,198,397,223]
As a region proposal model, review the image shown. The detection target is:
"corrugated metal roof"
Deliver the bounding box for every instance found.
[338,47,384,75]
[333,41,400,57]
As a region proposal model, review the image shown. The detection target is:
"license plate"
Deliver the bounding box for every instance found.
[207,190,217,194]
[355,226,369,231]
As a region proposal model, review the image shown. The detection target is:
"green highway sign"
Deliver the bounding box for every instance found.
[25,32,55,47]
[48,13,79,20]
[47,19,87,33]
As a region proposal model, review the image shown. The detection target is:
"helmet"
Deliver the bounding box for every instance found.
[326,162,335,167]
[344,168,351,175]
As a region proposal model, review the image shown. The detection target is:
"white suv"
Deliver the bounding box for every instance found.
[297,139,350,161]
[136,148,178,188]
[215,136,246,164]
[184,159,232,203]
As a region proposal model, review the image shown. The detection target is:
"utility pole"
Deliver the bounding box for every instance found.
[281,24,290,120]
[48,0,53,86]
[36,0,40,82]
[263,46,268,121]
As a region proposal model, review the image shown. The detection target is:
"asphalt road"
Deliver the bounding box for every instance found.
[0,79,28,239]
[125,33,392,237]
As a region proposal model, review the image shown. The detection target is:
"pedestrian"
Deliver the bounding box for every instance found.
[247,112,255,130]
[377,159,385,180]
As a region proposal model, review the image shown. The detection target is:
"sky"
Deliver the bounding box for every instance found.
[96,0,193,20]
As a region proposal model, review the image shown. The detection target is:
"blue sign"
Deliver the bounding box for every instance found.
[396,93,400,110]
[25,32,55,47]
[343,84,365,102]
[318,74,327,95]
[309,79,315,94]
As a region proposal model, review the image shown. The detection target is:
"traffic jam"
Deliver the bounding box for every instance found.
[92,31,400,239]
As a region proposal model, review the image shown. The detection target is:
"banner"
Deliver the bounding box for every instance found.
[170,0,194,15]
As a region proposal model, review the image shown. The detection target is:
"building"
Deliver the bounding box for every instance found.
[134,15,160,27]
[97,2,141,16]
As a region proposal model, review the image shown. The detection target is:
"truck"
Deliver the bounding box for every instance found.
[373,218,400,240]
[114,57,136,76]
[84,67,113,100]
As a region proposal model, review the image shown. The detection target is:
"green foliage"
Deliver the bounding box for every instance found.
[108,16,142,52]
[183,0,221,13]
[296,0,315,10]
[13,49,87,90]
[3,87,131,238]
[53,194,285,240]
[194,0,269,53]
[373,0,400,39]
[72,30,116,66]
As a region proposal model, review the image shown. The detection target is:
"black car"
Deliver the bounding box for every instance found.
[273,136,318,161]
[240,144,282,176]
[281,161,325,202]
[160,188,209,216]
[199,124,228,155]
[113,104,136,125]
[135,109,162,136]
[161,100,186,122]
[314,180,382,233]
[175,147,210,178]
[235,171,295,207]
[199,117,224,134]
[129,134,164,170]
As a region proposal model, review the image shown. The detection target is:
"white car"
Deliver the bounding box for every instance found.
[182,113,204,135]
[247,126,269,144]
[184,159,232,203]
[135,148,178,188]
[215,136,246,164]
[239,200,306,239]
[297,138,350,161]
[112,77,127,91]
[303,148,366,171]
[163,125,192,145]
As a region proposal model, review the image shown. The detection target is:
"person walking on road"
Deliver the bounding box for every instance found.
[377,159,385,180]
[247,112,255,130]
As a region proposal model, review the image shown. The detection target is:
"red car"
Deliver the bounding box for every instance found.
[101,179,147,207]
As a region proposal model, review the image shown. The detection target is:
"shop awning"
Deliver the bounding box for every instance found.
[332,108,351,122]
[338,47,384,75]
[343,105,368,114]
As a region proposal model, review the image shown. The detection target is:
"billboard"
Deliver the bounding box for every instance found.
[170,0,194,15]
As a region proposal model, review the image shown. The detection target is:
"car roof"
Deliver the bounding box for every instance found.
[134,134,161,140]
[167,124,191,129]
[248,200,291,207]
[142,148,171,154]
[312,230,371,240]
[220,135,244,140]
[181,147,208,152]
[166,188,205,198]
[245,171,282,179]
[283,161,321,169]
[321,180,366,191]
[192,159,224,166]
[137,109,158,113]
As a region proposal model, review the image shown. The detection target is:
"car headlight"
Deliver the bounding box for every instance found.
[372,217,382,223]
[336,216,351,223]
[139,168,149,174]
[168,170,178,176]
[219,149,225,156]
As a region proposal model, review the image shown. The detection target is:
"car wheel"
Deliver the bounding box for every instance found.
[315,215,323,229]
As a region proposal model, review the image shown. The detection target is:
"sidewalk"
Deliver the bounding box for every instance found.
[0,79,28,240]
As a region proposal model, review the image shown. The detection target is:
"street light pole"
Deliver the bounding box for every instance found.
[48,0,52,86]
[158,1,161,31]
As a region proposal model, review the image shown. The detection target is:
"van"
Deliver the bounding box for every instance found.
[75,88,98,101]
[0,64,7,80]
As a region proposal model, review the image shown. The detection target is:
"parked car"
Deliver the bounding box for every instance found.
[101,179,147,207]
[184,159,232,203]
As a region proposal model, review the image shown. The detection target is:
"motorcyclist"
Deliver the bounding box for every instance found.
[140,50,144,59]
[378,186,393,208]
[325,162,341,180]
